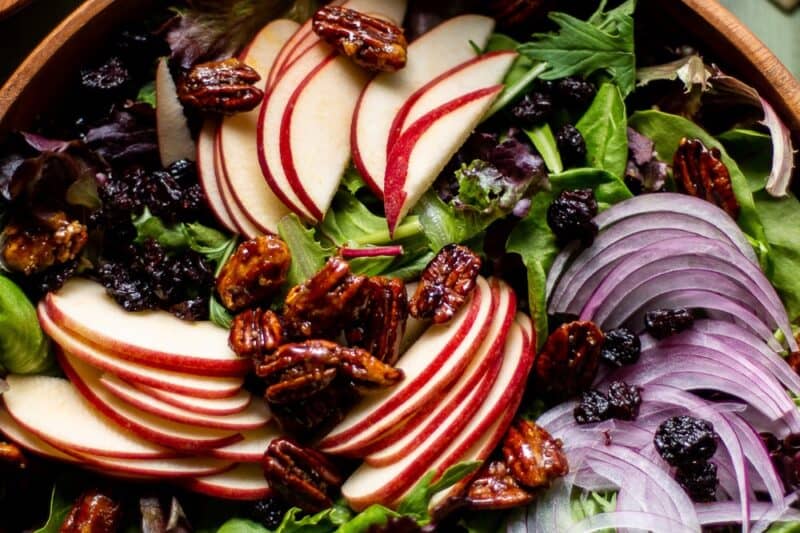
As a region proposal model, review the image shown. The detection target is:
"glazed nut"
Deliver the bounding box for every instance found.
[216,235,291,311]
[533,320,604,400]
[0,442,27,469]
[2,213,88,275]
[409,244,482,324]
[673,138,740,219]
[464,460,536,510]
[59,490,122,533]
[312,5,408,72]
[502,418,569,489]
[346,277,408,365]
[229,308,285,360]
[178,58,264,114]
[262,437,343,513]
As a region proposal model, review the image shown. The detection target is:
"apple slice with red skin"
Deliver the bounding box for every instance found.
[99,373,270,431]
[39,308,243,399]
[352,14,495,197]
[318,276,495,454]
[133,383,252,416]
[387,50,517,148]
[44,279,248,376]
[0,406,80,463]
[59,448,233,479]
[60,352,244,452]
[197,120,237,233]
[384,84,503,233]
[363,280,516,465]
[2,374,175,459]
[156,58,195,167]
[209,424,282,463]
[184,463,272,500]
[214,126,262,238]
[342,316,533,510]
[218,19,298,235]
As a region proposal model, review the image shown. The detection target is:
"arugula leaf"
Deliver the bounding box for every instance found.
[575,83,628,177]
[278,214,333,288]
[518,0,637,97]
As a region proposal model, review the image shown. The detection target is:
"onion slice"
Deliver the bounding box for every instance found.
[564,511,698,533]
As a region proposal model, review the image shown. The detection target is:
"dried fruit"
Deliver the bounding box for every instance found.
[229,308,285,361]
[654,415,718,467]
[216,236,291,311]
[60,490,122,533]
[555,124,586,167]
[312,5,408,73]
[502,418,569,489]
[178,58,264,114]
[600,327,641,367]
[547,189,598,246]
[673,137,740,218]
[675,461,718,502]
[262,438,343,513]
[250,498,290,530]
[534,320,604,400]
[644,307,694,339]
[2,213,88,275]
[509,92,553,127]
[346,277,408,365]
[409,244,482,324]
[464,460,535,510]
[573,390,611,424]
[486,0,549,28]
[550,77,597,108]
[80,56,132,96]
[606,380,642,421]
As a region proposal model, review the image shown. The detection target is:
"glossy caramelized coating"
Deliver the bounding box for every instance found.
[229,308,285,360]
[501,419,568,489]
[465,460,536,510]
[533,320,604,400]
[59,490,122,533]
[2,212,87,275]
[216,235,291,311]
[0,442,26,469]
[178,58,264,114]
[409,244,482,324]
[346,276,408,365]
[673,137,740,219]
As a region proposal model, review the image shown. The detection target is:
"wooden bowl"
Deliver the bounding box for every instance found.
[0,0,34,20]
[0,0,798,139]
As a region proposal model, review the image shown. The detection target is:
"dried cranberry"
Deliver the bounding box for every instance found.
[509,92,553,127]
[606,381,641,421]
[555,124,586,167]
[547,188,598,246]
[644,308,694,339]
[600,328,641,367]
[80,57,132,96]
[654,416,718,467]
[23,259,79,298]
[166,159,197,186]
[574,390,611,424]
[552,77,596,108]
[250,498,289,530]
[675,461,718,502]
[97,261,156,312]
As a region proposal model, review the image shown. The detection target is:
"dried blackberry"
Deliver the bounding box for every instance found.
[654,416,718,467]
[600,328,641,367]
[675,461,718,502]
[509,92,553,127]
[250,498,289,530]
[170,296,209,321]
[606,381,641,421]
[80,56,132,96]
[547,189,598,246]
[97,262,156,312]
[166,159,197,186]
[552,77,597,108]
[574,390,611,424]
[644,308,694,339]
[555,124,586,168]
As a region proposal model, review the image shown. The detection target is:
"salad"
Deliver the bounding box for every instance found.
[1,0,799,531]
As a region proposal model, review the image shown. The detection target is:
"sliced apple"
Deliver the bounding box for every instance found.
[2,374,173,459]
[197,120,238,233]
[364,280,516,465]
[318,276,495,454]
[342,316,533,510]
[39,308,242,399]
[214,128,262,238]
[63,449,233,478]
[61,353,243,452]
[267,24,314,90]
[219,19,298,235]
[99,373,270,430]
[0,406,79,463]
[156,58,195,167]
[45,278,247,376]
[384,85,503,232]
[388,51,517,147]
[352,14,495,196]
[133,383,252,416]
[184,463,272,500]
[210,424,282,462]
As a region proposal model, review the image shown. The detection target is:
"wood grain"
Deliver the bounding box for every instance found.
[0,0,33,20]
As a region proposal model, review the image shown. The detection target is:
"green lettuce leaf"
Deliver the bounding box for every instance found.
[136,81,157,108]
[719,128,773,192]
[524,124,563,175]
[484,33,548,118]
[576,83,628,178]
[0,275,53,375]
[278,213,333,288]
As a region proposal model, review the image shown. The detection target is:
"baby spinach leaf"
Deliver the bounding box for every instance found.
[216,519,269,533]
[719,128,773,193]
[0,275,53,375]
[576,83,628,177]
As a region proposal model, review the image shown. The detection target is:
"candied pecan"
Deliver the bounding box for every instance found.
[788,351,800,375]
[502,418,568,489]
[262,438,343,513]
[533,321,604,400]
[60,490,122,533]
[256,340,403,403]
[270,381,359,437]
[229,308,285,361]
[465,460,536,510]
[178,58,264,114]
[0,442,26,470]
[409,244,481,324]
[217,236,291,311]
[673,138,739,218]
[346,277,408,365]
[312,6,407,72]
[2,213,88,275]
[283,256,367,338]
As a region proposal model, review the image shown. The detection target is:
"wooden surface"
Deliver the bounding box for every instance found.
[0,0,32,20]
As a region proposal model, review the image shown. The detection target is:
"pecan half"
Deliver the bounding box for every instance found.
[217,235,291,311]
[313,6,408,72]
[465,460,536,510]
[60,490,122,533]
[346,277,408,365]
[229,308,285,361]
[283,256,367,338]
[178,58,264,114]
[673,138,740,218]
[262,438,343,513]
[409,244,482,324]
[2,212,87,275]
[270,381,359,437]
[533,321,604,400]
[502,418,568,489]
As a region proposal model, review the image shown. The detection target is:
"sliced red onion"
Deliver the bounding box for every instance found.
[698,501,800,526]
[564,511,698,533]
[592,193,758,263]
[761,97,796,198]
[723,412,785,503]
